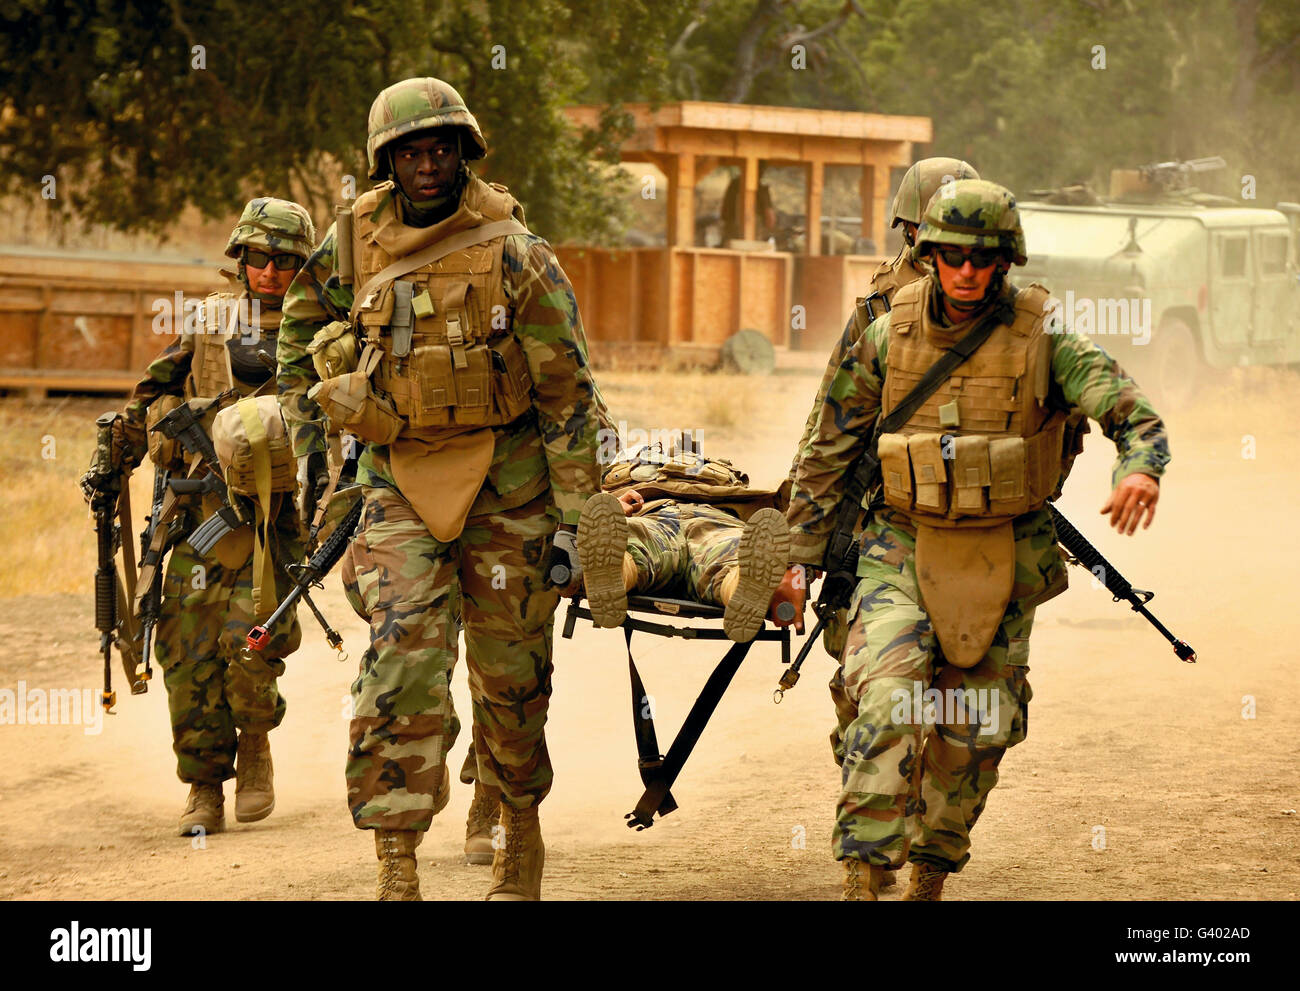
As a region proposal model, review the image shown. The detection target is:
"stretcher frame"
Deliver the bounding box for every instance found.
[561,593,791,830]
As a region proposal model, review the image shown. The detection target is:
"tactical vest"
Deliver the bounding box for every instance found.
[187,292,276,401]
[876,278,1066,526]
[347,176,534,435]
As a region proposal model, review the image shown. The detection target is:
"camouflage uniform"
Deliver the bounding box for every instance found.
[787,158,979,765]
[623,502,746,605]
[786,181,1170,876]
[123,198,315,785]
[277,92,607,837]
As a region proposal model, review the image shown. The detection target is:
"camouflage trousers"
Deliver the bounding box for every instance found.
[835,564,1034,873]
[626,502,742,604]
[340,485,560,831]
[156,528,301,785]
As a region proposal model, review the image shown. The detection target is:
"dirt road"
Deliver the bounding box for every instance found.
[1,367,1296,900]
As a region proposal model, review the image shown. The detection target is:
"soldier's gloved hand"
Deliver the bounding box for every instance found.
[298,450,330,528]
[116,417,147,470]
[769,564,808,634]
[546,526,583,593]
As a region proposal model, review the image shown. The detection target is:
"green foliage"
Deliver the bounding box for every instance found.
[666,0,1300,203]
[0,0,690,241]
[3,0,1295,242]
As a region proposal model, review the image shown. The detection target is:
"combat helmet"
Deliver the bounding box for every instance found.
[225,197,316,263]
[891,158,980,229]
[366,77,487,180]
[913,179,1028,266]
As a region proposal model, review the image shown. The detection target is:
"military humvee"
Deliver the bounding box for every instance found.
[1015,158,1300,403]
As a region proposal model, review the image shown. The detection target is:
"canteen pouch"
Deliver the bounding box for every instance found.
[308,320,360,379]
[310,344,403,446]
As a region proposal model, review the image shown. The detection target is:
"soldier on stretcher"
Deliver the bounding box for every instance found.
[576,442,790,643]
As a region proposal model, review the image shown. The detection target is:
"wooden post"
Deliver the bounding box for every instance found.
[859,165,875,246]
[805,160,824,256]
[740,156,759,241]
[870,161,893,253]
[666,153,696,248]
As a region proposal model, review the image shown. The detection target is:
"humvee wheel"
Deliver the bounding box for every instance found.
[1146,315,1201,409]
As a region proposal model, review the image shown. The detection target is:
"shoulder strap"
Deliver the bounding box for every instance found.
[875,288,1018,440]
[348,218,528,321]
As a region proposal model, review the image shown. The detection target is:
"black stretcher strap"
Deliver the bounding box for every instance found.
[625,632,755,830]
[624,625,677,819]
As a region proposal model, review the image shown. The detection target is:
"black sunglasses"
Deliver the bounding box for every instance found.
[244,249,302,271]
[934,246,1003,269]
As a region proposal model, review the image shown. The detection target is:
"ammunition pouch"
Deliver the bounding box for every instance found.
[876,417,1064,525]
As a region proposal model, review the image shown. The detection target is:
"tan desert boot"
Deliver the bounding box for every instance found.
[486,805,544,901]
[721,508,790,642]
[842,859,893,901]
[177,782,225,837]
[577,492,632,628]
[375,829,423,901]
[463,780,501,866]
[901,861,948,901]
[235,731,274,822]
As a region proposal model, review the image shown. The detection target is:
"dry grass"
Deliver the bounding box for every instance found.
[0,396,126,598]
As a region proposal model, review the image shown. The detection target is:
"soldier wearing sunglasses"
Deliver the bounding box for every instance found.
[773,180,1169,901]
[101,197,317,838]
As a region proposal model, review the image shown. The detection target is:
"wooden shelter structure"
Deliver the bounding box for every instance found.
[557,101,931,361]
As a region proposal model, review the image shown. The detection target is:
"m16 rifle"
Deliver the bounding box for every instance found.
[1048,505,1195,662]
[246,487,363,657]
[85,412,148,711]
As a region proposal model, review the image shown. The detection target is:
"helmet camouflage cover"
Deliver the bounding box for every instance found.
[366,77,487,180]
[224,197,316,261]
[913,179,1028,266]
[891,157,979,228]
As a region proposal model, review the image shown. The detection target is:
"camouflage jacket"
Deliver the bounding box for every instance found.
[785,245,927,486]
[276,191,609,525]
[786,282,1171,604]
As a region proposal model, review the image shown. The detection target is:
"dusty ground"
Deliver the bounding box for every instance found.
[0,364,1297,901]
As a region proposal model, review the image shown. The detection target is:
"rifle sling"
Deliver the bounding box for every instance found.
[347,219,527,322]
[873,294,1013,442]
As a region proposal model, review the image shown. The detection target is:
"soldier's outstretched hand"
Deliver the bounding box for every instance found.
[1101,472,1160,536]
[617,489,644,515]
[769,565,808,633]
